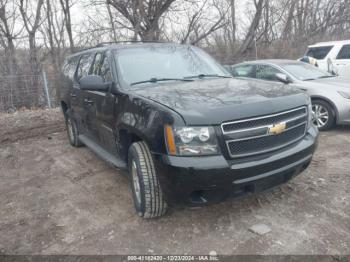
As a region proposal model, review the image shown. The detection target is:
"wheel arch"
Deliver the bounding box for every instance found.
[310,95,339,123]
[117,128,147,162]
[60,100,69,120]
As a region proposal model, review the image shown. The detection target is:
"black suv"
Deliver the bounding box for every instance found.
[60,42,318,218]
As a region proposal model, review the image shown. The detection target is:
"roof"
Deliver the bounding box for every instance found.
[231,59,301,66]
[308,39,350,48]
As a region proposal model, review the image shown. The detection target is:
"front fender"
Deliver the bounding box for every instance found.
[115,94,184,154]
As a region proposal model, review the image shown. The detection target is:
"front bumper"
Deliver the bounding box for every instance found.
[153,126,318,206]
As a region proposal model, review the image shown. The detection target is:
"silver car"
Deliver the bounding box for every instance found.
[226,60,350,130]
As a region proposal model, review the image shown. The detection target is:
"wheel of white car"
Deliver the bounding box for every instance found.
[128,141,167,218]
[312,99,335,131]
[65,112,83,147]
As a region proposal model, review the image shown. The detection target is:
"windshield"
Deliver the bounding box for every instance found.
[281,63,334,81]
[306,46,333,59]
[115,45,230,86]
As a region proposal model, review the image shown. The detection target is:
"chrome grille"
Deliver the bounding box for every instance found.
[222,107,308,158]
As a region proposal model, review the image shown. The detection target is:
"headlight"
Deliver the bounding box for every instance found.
[338,91,350,99]
[165,125,219,156]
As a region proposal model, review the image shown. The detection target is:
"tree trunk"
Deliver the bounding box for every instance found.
[230,0,236,43]
[235,0,264,57]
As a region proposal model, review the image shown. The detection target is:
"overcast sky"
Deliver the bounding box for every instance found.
[68,0,252,39]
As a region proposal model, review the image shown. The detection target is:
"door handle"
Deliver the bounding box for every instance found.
[70,93,77,98]
[84,98,94,105]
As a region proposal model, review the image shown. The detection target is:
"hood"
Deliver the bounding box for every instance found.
[309,77,350,89]
[131,78,309,125]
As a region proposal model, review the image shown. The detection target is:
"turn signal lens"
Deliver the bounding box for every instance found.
[165,125,177,155]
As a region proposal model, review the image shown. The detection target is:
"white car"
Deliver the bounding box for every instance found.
[305,40,350,76]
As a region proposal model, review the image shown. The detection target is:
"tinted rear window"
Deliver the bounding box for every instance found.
[336,44,350,59]
[306,46,333,59]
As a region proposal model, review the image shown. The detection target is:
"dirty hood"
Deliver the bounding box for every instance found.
[131,78,309,125]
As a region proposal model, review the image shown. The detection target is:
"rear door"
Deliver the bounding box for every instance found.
[335,44,350,76]
[73,52,94,136]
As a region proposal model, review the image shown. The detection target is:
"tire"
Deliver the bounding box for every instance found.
[65,112,83,147]
[312,99,335,131]
[128,141,167,218]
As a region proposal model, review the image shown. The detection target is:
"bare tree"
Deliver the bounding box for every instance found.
[235,0,264,58]
[108,0,176,41]
[230,0,236,42]
[19,0,44,74]
[42,0,66,97]
[106,0,118,41]
[0,0,21,75]
[59,0,74,52]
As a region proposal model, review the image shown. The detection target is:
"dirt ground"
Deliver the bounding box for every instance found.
[0,109,349,255]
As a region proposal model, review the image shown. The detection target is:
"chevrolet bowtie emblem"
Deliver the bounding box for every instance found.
[268,122,286,135]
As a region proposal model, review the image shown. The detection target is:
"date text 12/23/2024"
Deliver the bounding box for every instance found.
[127,255,219,261]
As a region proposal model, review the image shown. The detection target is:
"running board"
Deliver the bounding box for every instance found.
[78,135,127,169]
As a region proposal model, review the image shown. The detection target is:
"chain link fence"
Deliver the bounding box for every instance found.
[0,72,58,113]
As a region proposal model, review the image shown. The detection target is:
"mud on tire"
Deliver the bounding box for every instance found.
[65,112,83,147]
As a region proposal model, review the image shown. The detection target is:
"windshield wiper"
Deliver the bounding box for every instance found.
[184,74,232,79]
[130,78,194,86]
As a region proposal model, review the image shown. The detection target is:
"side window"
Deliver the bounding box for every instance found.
[76,53,93,81]
[62,56,79,81]
[306,46,333,60]
[99,56,112,82]
[91,53,103,75]
[336,45,350,59]
[255,65,281,81]
[231,65,255,78]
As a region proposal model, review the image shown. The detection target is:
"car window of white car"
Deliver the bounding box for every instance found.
[255,65,282,81]
[336,44,350,60]
[306,46,334,60]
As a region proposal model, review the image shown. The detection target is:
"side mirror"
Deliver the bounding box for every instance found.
[79,75,111,92]
[275,73,292,84]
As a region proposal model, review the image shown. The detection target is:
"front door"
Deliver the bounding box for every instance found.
[85,52,116,151]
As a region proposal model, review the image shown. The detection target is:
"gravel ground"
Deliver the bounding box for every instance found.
[0,109,349,255]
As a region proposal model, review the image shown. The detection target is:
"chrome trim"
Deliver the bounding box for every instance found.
[226,123,307,158]
[221,106,307,134]
[226,121,306,143]
[224,113,307,136]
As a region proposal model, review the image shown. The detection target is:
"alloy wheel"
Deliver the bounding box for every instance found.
[312,104,329,128]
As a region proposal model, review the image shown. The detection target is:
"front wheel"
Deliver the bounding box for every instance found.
[312,100,335,131]
[128,141,167,218]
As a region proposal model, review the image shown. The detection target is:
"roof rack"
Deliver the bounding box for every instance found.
[73,40,171,54]
[95,40,168,47]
